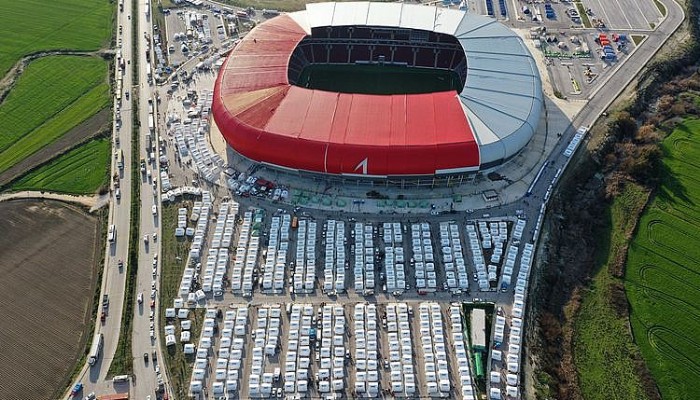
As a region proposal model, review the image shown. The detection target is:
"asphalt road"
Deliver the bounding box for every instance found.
[129,2,168,399]
[70,1,135,398]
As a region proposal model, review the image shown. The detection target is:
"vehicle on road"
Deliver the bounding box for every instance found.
[137,292,143,304]
[88,333,103,366]
[143,352,149,363]
[144,234,149,244]
[152,205,157,216]
[70,383,82,397]
[108,225,116,242]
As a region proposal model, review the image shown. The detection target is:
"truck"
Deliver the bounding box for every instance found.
[148,114,154,133]
[113,375,130,383]
[88,333,104,366]
[108,225,116,242]
[117,149,124,170]
[98,394,129,400]
[146,63,152,83]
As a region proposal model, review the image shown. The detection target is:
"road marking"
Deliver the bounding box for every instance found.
[629,0,652,28]
[586,0,613,29]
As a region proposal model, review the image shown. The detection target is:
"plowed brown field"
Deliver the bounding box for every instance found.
[0,200,100,399]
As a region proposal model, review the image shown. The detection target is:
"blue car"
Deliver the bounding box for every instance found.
[70,383,83,397]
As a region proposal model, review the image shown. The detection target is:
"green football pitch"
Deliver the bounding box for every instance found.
[297,64,462,95]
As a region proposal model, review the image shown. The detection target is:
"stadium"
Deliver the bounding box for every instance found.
[212,2,543,182]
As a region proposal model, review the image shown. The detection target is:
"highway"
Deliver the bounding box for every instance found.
[129,1,168,399]
[69,0,135,397]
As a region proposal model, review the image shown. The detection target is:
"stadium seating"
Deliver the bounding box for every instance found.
[288,26,467,85]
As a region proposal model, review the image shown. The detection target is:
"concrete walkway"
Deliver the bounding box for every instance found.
[0,190,110,212]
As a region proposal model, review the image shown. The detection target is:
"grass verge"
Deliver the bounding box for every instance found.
[573,182,650,400]
[625,118,700,399]
[10,137,110,194]
[159,202,205,399]
[575,2,592,28]
[632,35,646,46]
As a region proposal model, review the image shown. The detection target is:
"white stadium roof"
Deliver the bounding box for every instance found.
[288,2,543,167]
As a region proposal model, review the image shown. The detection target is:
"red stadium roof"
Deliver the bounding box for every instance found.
[213,13,480,176]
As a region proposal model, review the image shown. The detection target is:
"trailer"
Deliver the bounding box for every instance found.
[88,333,104,366]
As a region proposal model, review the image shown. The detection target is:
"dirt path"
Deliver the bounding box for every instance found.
[0,190,110,211]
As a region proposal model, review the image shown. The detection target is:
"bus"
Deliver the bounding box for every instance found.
[117,149,124,169]
[291,216,299,229]
[88,333,104,366]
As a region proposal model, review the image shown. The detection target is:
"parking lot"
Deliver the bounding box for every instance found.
[583,0,662,30]
[162,8,233,70]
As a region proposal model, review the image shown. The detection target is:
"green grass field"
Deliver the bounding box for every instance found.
[0,0,112,75]
[298,64,462,95]
[11,138,110,194]
[625,118,700,399]
[0,55,109,175]
[574,182,650,400]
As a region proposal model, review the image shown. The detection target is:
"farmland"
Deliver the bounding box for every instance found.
[0,0,112,75]
[11,137,111,194]
[625,118,700,399]
[0,200,100,400]
[0,55,109,175]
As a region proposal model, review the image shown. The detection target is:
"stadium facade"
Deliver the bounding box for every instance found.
[212,2,543,180]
